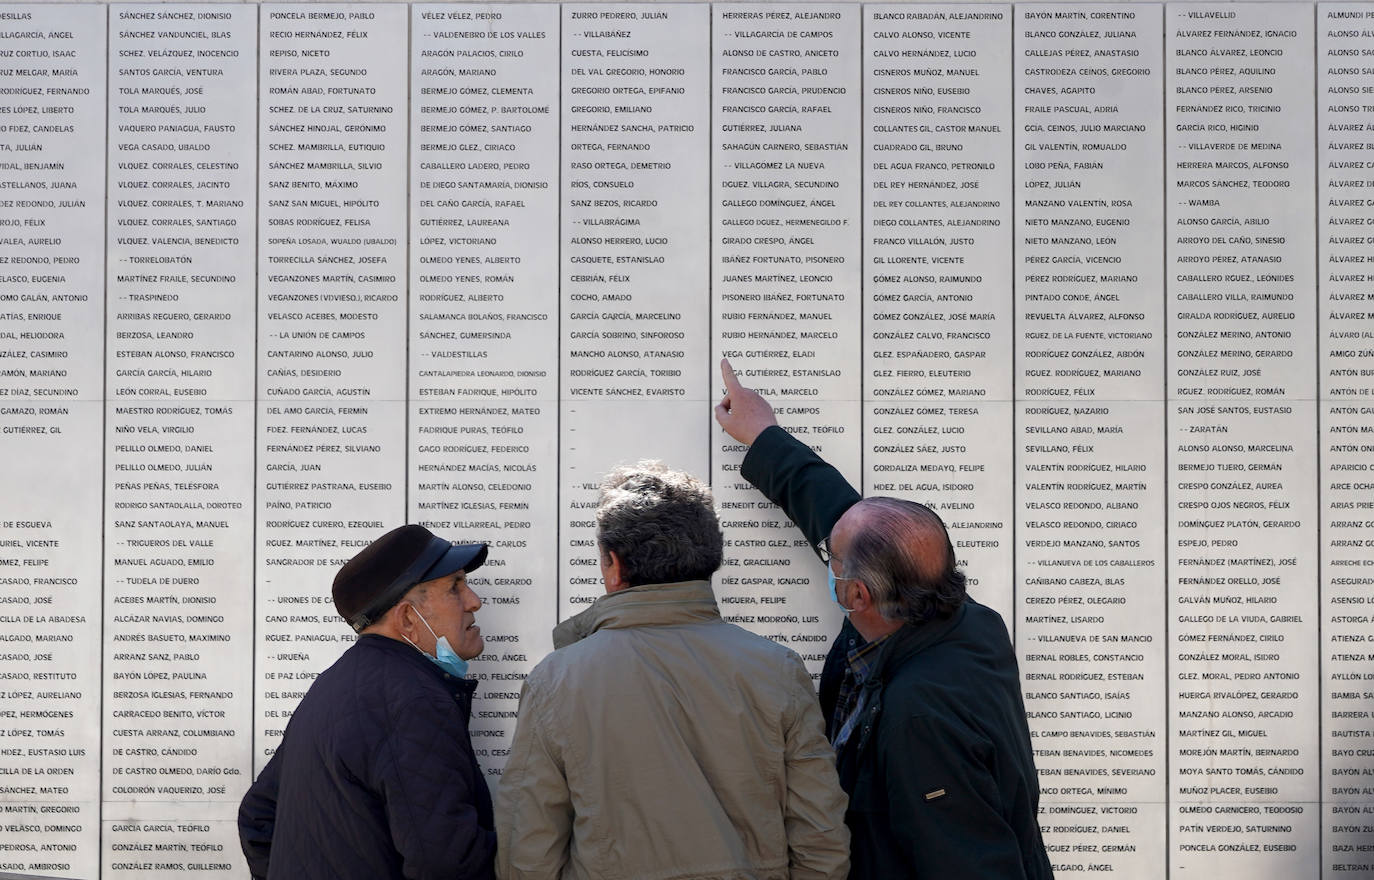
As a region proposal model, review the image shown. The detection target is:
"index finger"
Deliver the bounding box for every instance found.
[720,357,743,392]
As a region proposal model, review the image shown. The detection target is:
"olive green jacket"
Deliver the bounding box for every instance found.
[495,580,850,880]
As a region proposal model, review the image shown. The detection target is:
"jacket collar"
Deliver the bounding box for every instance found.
[357,632,479,700]
[838,602,971,774]
[865,600,969,687]
[553,579,720,649]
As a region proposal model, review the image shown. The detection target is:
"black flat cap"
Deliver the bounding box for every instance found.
[333,524,487,633]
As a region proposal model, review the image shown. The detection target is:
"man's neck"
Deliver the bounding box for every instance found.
[849,612,903,643]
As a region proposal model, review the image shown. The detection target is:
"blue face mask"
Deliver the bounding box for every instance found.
[404,607,469,679]
[828,568,854,614]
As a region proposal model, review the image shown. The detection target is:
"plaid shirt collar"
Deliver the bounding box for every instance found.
[847,633,888,681]
[829,631,893,747]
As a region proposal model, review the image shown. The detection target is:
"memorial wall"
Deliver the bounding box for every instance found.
[0,0,1370,876]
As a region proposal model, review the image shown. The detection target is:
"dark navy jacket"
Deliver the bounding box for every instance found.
[742,425,1053,880]
[238,634,495,880]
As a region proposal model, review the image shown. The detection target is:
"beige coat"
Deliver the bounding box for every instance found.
[495,580,850,880]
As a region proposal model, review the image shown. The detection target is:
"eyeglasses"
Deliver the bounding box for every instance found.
[817,535,837,565]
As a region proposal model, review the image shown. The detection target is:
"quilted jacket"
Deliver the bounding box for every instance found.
[238,633,495,880]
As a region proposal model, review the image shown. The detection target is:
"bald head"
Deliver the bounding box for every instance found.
[835,497,966,623]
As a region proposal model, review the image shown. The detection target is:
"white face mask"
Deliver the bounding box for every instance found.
[402,606,469,678]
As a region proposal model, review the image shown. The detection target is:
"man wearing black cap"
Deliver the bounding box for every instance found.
[238,524,496,880]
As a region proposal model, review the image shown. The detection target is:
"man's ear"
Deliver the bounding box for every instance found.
[602,549,628,592]
[847,580,873,613]
[390,600,419,642]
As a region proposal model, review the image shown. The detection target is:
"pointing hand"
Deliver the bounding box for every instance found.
[714,358,778,446]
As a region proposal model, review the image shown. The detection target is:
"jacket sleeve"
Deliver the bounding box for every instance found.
[738,420,866,722]
[780,653,851,880]
[238,748,282,880]
[739,425,861,549]
[374,694,496,880]
[883,712,1029,880]
[494,671,572,880]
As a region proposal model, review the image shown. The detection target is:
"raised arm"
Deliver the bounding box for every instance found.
[715,358,860,548]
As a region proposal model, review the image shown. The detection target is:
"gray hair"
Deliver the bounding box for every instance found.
[596,461,724,587]
[840,497,966,623]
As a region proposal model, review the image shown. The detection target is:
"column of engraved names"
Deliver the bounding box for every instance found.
[1318,6,1374,876]
[712,3,861,660]
[103,7,255,873]
[410,2,559,779]
[1167,5,1318,873]
[1014,7,1166,876]
[560,3,710,615]
[862,4,1013,620]
[0,6,103,877]
[256,5,408,767]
